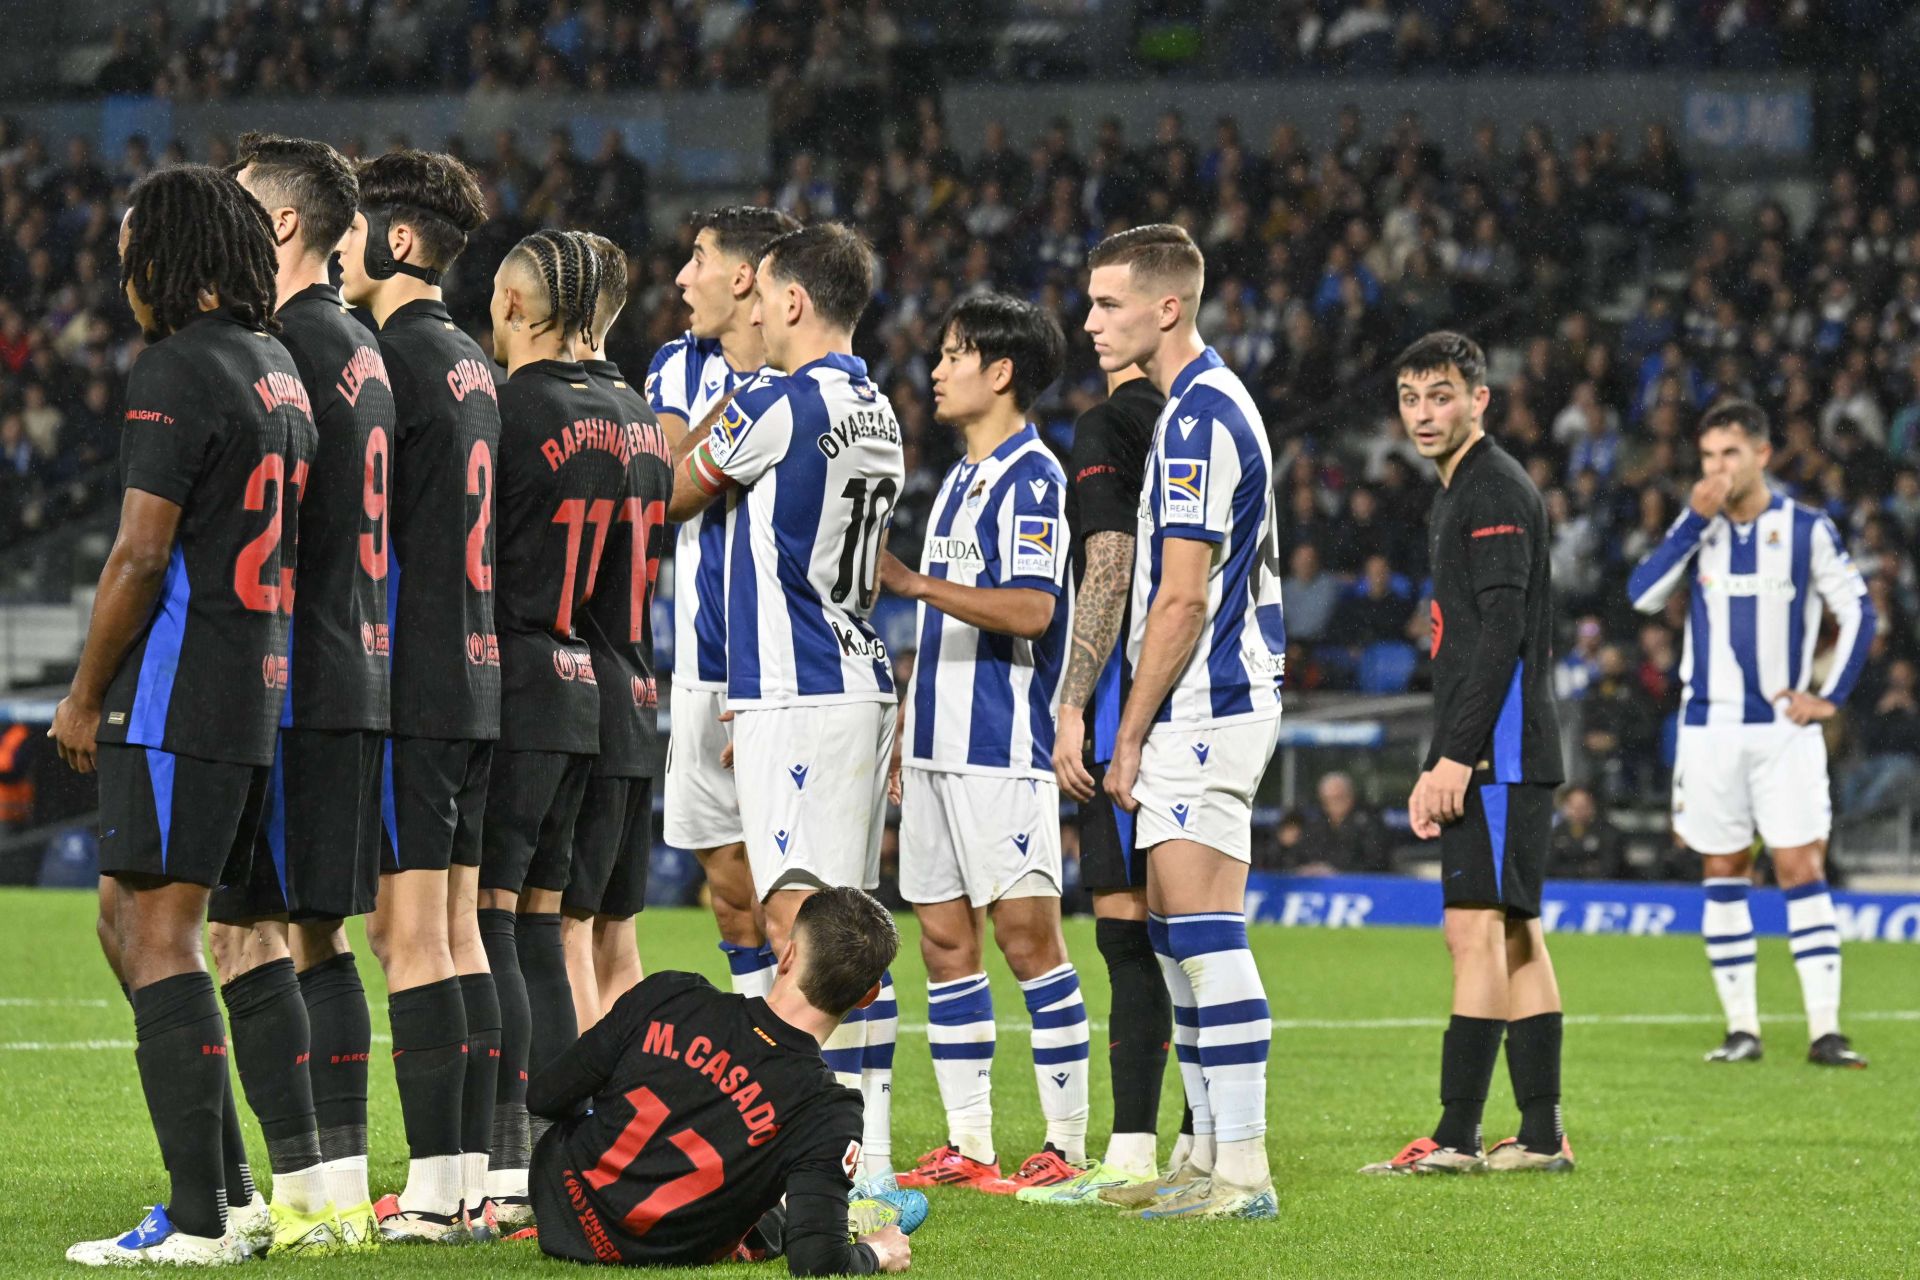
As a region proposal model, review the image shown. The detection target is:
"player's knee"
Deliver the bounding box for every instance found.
[208,923,244,978]
[997,928,1065,982]
[1771,844,1826,889]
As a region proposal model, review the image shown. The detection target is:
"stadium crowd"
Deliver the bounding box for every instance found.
[7,64,1920,878]
[71,0,1908,104]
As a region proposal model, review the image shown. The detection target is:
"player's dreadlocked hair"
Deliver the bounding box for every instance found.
[579,232,628,344]
[122,164,279,336]
[507,229,602,349]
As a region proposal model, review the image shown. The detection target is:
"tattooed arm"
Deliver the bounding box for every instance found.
[1053,529,1134,801]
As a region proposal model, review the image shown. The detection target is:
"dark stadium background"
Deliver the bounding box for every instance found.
[4,0,1920,906]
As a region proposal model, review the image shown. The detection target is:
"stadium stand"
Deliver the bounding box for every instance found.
[7,5,1920,894]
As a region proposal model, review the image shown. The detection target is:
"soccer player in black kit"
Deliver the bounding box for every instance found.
[198,133,391,1256]
[478,227,634,1224]
[53,166,317,1267]
[1361,332,1574,1176]
[336,149,502,1241]
[529,886,919,1273]
[564,233,674,1031]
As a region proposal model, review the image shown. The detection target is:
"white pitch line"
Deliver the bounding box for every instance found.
[5,1009,1917,1051]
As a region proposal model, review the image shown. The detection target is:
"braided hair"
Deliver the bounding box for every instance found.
[508,229,601,350]
[123,165,279,336]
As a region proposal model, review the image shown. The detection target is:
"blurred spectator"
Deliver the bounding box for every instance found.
[1282,543,1341,643]
[1281,773,1394,876]
[1841,656,1920,816]
[1555,616,1606,700]
[1578,643,1660,801]
[1549,784,1630,880]
[1329,554,1415,650]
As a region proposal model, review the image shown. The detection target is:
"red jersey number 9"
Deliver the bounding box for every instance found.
[359,426,389,580]
[233,452,308,614]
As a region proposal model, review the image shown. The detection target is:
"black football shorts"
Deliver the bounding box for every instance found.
[98,743,266,889]
[565,774,654,919]
[210,728,384,924]
[481,748,593,894]
[1440,779,1554,918]
[1077,762,1147,894]
[382,736,494,874]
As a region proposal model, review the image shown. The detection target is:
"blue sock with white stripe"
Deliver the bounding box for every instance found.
[1702,878,1759,1037]
[1149,913,1213,1173]
[859,971,897,1178]
[1166,912,1271,1189]
[1785,881,1843,1041]
[718,941,778,999]
[1019,963,1090,1163]
[927,973,995,1163]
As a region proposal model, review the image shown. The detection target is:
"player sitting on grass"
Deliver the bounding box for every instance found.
[528,886,923,1273]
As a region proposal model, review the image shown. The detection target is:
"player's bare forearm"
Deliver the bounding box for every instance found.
[655,410,691,454]
[71,492,180,707]
[1114,581,1206,750]
[1058,530,1133,711]
[899,573,1054,640]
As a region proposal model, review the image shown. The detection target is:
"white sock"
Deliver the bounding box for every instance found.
[484,1163,528,1202]
[270,1164,330,1215]
[1103,1131,1157,1178]
[400,1155,463,1217]
[721,941,778,1000]
[1019,963,1090,1163]
[1168,1130,1195,1174]
[1702,878,1760,1036]
[1213,1136,1270,1189]
[859,972,896,1177]
[460,1152,489,1213]
[1149,914,1213,1168]
[1167,913,1270,1181]
[321,1156,370,1212]
[1786,880,1843,1041]
[926,973,995,1163]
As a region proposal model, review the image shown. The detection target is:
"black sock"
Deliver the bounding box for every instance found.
[478,908,531,1175]
[387,977,466,1160]
[515,912,577,1078]
[1434,1015,1505,1153]
[1096,917,1170,1134]
[297,953,370,1163]
[458,973,502,1163]
[1506,1012,1565,1153]
[222,958,322,1176]
[221,1073,257,1206]
[1180,1106,1193,1139]
[132,973,231,1239]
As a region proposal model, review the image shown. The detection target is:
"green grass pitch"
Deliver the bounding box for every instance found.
[1,888,1913,1277]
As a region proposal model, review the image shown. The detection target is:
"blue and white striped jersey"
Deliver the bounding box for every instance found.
[706,352,905,708]
[1628,492,1875,725]
[1128,347,1286,728]
[903,425,1070,778]
[648,332,757,692]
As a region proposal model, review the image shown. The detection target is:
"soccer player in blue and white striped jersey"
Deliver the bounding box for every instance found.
[873,295,1090,1197]
[652,206,796,1001]
[667,222,906,1189]
[1629,399,1873,1069]
[1086,225,1284,1221]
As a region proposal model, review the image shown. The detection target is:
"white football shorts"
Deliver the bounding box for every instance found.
[1672,720,1831,854]
[899,768,1063,907]
[732,701,893,898]
[663,684,743,850]
[1131,713,1282,865]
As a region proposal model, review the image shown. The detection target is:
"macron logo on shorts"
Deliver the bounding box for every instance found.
[788,764,809,790]
[774,829,792,857]
[1171,802,1193,828]
[1192,741,1211,766]
[1013,833,1031,859]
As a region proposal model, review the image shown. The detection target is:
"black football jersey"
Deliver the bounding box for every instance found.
[579,358,672,778]
[1066,377,1162,765]
[378,299,502,741]
[1425,436,1564,784]
[275,284,393,732]
[493,359,633,756]
[97,308,319,766]
[529,972,870,1271]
